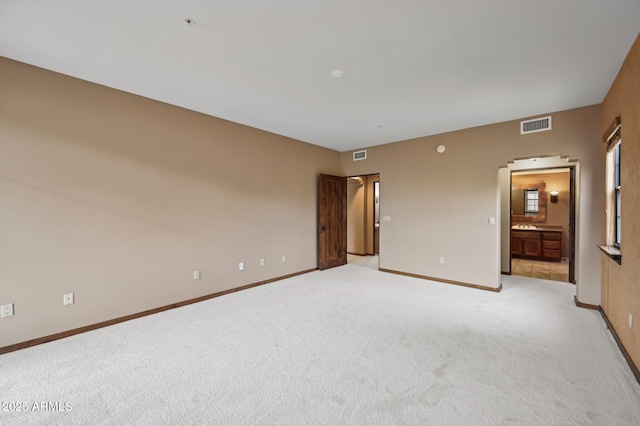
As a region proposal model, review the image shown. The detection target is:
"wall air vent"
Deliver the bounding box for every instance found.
[353,150,367,161]
[521,116,552,135]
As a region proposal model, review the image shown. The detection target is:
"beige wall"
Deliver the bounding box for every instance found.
[342,105,603,296]
[0,58,341,348]
[512,171,571,257]
[601,34,640,371]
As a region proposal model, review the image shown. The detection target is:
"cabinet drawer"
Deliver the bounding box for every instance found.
[543,249,561,260]
[543,240,560,250]
[512,231,539,239]
[542,232,561,241]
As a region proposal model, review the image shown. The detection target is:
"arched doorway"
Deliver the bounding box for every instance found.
[500,156,577,284]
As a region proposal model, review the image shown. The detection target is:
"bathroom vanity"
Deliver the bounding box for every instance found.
[511,225,562,262]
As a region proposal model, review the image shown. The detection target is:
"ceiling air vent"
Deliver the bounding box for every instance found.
[353,150,367,161]
[521,116,552,135]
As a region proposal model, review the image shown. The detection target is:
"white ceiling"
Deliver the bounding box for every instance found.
[1,1,639,152]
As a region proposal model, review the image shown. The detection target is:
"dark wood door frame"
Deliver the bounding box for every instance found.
[373,180,380,256]
[568,167,576,283]
[345,173,381,258]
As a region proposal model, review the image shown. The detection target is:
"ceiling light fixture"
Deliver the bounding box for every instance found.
[331,70,345,79]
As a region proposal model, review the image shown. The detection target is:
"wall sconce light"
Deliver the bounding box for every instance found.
[550,191,559,203]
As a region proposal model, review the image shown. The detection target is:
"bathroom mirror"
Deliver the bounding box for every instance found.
[511,182,546,222]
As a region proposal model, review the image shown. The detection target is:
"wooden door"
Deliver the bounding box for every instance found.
[318,174,347,270]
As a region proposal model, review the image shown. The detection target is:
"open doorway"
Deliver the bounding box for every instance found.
[506,167,576,283]
[374,181,380,255]
[346,174,380,267]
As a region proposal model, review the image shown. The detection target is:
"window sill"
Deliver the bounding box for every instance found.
[598,245,621,265]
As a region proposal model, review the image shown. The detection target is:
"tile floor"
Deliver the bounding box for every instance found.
[511,258,569,282]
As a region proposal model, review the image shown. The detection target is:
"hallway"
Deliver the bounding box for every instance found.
[511,258,569,282]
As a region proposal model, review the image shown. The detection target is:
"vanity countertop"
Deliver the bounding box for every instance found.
[511,225,563,232]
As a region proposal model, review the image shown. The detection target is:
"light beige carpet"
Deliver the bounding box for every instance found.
[1,255,639,425]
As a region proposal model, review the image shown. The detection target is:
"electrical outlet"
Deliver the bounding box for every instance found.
[260,258,265,267]
[63,293,74,306]
[629,313,633,328]
[1,303,14,318]
[282,255,286,262]
[238,262,244,271]
[382,215,391,222]
[193,270,201,280]
[439,257,445,265]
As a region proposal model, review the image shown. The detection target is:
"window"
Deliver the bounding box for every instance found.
[525,189,539,214]
[613,142,621,247]
[604,116,622,250]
